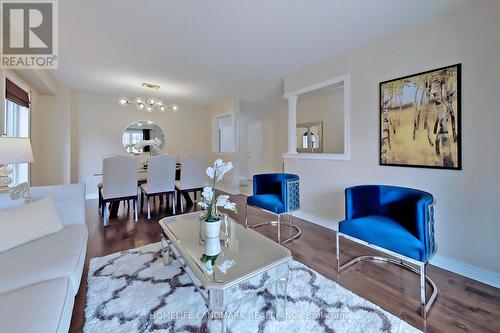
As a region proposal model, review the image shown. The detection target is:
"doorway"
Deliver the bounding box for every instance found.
[247,121,263,180]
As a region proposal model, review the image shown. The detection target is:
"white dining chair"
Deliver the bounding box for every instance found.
[101,155,138,226]
[176,154,205,212]
[98,154,120,214]
[139,155,177,219]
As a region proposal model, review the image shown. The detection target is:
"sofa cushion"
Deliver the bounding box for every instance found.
[0,277,74,333]
[0,196,64,253]
[0,224,88,295]
[30,184,86,226]
[247,194,285,214]
[339,215,424,261]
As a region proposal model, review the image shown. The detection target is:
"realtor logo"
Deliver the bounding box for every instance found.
[1,0,58,68]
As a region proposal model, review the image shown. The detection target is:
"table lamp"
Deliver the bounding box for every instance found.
[0,137,34,188]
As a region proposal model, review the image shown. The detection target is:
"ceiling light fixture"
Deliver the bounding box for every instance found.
[119,96,178,113]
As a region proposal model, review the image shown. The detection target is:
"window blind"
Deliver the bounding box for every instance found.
[6,78,30,108]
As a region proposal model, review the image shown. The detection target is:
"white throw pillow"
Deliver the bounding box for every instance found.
[0,196,64,252]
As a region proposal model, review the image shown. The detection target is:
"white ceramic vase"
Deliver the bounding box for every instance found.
[204,219,221,239]
[204,236,221,256]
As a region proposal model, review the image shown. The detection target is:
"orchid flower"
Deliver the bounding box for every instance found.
[215,195,237,212]
[216,162,233,181]
[199,160,238,221]
[206,160,233,180]
[223,201,236,211]
[197,201,209,209]
[201,186,213,201]
[206,167,215,179]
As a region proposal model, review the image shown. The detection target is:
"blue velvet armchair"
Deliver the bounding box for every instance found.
[337,185,437,317]
[245,173,301,244]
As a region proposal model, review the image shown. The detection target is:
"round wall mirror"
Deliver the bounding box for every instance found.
[122,120,165,155]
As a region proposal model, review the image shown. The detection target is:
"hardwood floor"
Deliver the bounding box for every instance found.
[70,194,500,333]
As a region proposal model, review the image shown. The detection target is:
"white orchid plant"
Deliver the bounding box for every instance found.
[198,159,237,222]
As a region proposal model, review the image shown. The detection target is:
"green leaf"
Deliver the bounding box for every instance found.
[200,254,218,264]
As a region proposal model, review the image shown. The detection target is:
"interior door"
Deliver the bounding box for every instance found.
[247,122,263,180]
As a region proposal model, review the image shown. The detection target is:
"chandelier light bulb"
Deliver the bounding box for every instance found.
[137,103,145,110]
[172,105,178,111]
[119,97,128,105]
[135,97,145,104]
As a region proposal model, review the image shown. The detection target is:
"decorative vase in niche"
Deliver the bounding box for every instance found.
[204,218,221,239]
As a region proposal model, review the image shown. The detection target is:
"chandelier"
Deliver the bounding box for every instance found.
[119,97,178,113]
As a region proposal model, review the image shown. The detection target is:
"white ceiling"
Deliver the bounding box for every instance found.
[52,0,467,107]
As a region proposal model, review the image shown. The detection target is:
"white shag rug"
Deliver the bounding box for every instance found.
[84,242,421,333]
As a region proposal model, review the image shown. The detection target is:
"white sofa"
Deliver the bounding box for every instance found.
[0,184,88,333]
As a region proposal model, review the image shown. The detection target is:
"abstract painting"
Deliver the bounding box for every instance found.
[380,64,461,169]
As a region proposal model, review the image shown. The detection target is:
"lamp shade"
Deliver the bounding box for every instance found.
[0,137,34,164]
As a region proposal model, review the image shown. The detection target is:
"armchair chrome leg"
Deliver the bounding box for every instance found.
[336,236,438,318]
[246,205,301,244]
[134,199,138,222]
[279,217,301,244]
[421,263,427,319]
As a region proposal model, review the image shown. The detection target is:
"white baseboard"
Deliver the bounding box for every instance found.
[295,210,500,289]
[430,255,500,289]
[238,176,248,186]
[293,210,338,231]
[216,183,240,195]
[240,188,253,196]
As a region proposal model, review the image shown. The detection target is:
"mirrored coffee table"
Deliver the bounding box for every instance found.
[159,212,291,332]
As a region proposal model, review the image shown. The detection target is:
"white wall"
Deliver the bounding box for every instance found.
[72,91,211,197]
[238,94,288,180]
[31,86,72,186]
[70,90,80,184]
[207,100,241,193]
[283,0,500,277]
[297,87,344,154]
